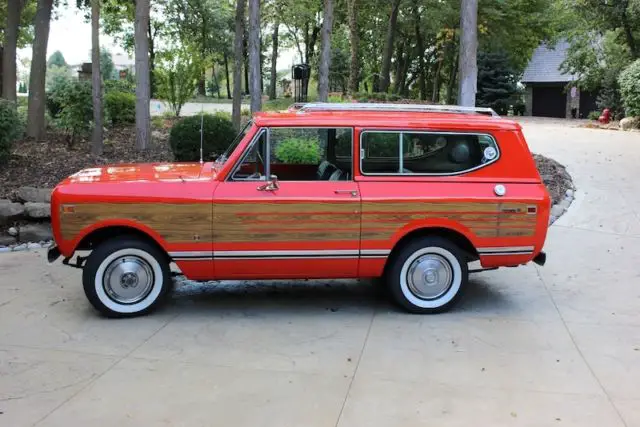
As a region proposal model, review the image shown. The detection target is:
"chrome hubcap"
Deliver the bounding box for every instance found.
[103,255,154,304]
[406,254,453,300]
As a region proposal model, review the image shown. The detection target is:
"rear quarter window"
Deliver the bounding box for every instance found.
[360,131,499,175]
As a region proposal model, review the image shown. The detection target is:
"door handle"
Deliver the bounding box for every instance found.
[335,190,358,197]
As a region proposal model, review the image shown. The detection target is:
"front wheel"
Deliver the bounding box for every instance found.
[386,237,468,314]
[82,237,172,318]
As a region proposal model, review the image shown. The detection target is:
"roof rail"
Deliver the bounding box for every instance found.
[288,102,500,117]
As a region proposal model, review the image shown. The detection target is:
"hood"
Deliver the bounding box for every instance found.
[65,162,219,184]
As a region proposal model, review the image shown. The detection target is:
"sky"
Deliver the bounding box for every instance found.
[18,6,127,66]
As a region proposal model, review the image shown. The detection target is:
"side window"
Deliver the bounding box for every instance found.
[360,131,499,175]
[269,127,353,181]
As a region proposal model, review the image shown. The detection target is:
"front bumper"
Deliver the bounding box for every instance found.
[47,245,61,263]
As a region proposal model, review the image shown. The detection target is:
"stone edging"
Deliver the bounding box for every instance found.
[549,188,575,225]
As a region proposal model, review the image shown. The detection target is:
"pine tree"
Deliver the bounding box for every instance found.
[476,51,517,115]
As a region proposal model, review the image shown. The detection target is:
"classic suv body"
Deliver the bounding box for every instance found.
[50,104,550,317]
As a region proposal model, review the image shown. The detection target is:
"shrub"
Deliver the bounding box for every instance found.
[49,79,93,144]
[169,114,236,161]
[105,91,135,125]
[155,48,200,117]
[587,110,601,120]
[513,101,526,116]
[104,79,135,94]
[0,100,22,165]
[619,59,640,117]
[274,137,321,164]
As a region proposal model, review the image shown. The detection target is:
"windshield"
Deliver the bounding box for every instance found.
[215,121,253,164]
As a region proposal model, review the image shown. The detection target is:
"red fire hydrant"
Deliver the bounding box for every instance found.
[599,108,611,124]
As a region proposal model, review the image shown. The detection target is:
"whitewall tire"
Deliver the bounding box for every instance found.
[82,237,171,317]
[387,237,468,313]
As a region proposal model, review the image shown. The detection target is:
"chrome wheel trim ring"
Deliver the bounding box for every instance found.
[103,255,155,304]
[406,253,453,300]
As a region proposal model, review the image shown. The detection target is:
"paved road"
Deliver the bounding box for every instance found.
[150,100,246,116]
[1,119,640,426]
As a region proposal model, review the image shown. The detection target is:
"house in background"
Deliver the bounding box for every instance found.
[522,40,598,118]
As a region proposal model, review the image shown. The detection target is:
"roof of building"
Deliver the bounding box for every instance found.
[522,40,577,84]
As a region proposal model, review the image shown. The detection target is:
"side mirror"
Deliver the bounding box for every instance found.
[257,175,279,191]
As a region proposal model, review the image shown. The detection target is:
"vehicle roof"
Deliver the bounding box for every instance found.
[253,110,522,132]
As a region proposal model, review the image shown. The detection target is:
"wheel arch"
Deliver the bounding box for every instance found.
[70,223,169,260]
[384,226,479,275]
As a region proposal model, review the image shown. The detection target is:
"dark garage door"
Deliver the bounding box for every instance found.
[532,86,566,118]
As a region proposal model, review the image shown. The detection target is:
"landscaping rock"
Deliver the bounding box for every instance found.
[551,205,565,218]
[0,247,11,253]
[18,223,53,243]
[16,187,52,203]
[620,117,640,131]
[0,200,25,224]
[0,235,16,246]
[12,243,27,252]
[27,242,41,250]
[8,226,18,236]
[566,189,574,198]
[24,202,51,219]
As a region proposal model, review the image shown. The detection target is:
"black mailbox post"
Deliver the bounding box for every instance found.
[292,64,311,103]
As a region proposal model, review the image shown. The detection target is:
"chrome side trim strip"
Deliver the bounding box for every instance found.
[477,246,534,254]
[170,249,392,260]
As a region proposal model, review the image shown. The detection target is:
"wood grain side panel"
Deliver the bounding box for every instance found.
[61,203,213,243]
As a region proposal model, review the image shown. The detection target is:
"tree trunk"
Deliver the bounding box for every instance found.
[457,0,478,106]
[347,0,359,94]
[198,71,206,96]
[2,0,24,101]
[446,38,459,105]
[248,0,261,113]
[135,0,151,150]
[232,0,246,130]
[243,33,250,95]
[147,21,156,98]
[378,0,401,93]
[392,42,404,94]
[212,63,221,98]
[224,52,232,99]
[27,0,53,140]
[91,0,103,155]
[318,0,334,102]
[269,18,279,100]
[413,0,426,101]
[432,52,444,103]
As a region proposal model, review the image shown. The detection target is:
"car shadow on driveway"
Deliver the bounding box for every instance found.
[159,276,511,316]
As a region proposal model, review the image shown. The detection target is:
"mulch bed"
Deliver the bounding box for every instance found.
[533,153,574,205]
[0,125,173,199]
[1,125,573,207]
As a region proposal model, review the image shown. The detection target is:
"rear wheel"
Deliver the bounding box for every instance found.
[82,237,172,318]
[386,237,468,314]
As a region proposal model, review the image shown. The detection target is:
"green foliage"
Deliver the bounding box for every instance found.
[0,100,23,165]
[45,65,72,92]
[274,138,322,164]
[100,48,116,80]
[476,51,518,115]
[619,59,640,117]
[105,91,136,125]
[18,82,27,93]
[47,50,67,68]
[155,48,201,117]
[104,79,135,94]
[49,80,93,143]
[169,114,236,161]
[587,110,601,120]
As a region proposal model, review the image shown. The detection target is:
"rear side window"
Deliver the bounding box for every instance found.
[360,131,499,175]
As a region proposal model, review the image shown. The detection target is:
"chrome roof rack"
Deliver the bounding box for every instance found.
[289,102,500,117]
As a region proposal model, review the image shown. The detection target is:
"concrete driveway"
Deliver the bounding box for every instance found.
[1,119,639,427]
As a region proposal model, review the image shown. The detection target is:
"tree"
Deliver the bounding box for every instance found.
[100,48,115,79]
[378,0,401,93]
[232,0,245,130]
[135,0,151,150]
[346,0,359,93]
[317,0,333,101]
[2,0,26,101]
[91,0,103,155]
[47,50,66,67]
[458,0,477,106]
[155,47,200,116]
[248,0,261,112]
[27,0,54,140]
[269,17,279,100]
[476,51,517,114]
